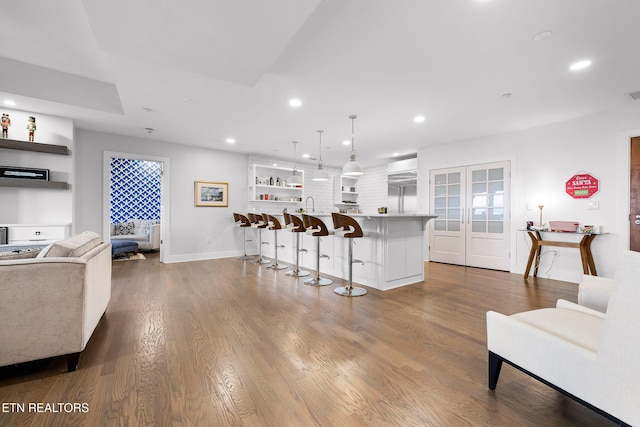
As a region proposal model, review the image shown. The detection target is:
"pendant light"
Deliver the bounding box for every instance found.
[312,130,330,181]
[342,114,364,176]
[288,140,303,187]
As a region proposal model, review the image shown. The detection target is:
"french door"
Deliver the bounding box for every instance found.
[429,161,510,271]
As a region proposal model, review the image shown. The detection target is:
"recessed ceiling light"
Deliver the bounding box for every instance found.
[272,163,278,167]
[302,153,310,158]
[289,98,302,108]
[342,139,351,145]
[225,138,236,144]
[392,152,400,157]
[413,115,426,123]
[533,30,553,41]
[570,60,592,71]
[4,100,16,106]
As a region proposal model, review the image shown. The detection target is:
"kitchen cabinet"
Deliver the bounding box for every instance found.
[333,175,359,211]
[249,164,304,203]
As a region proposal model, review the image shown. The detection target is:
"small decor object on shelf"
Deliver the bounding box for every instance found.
[194,180,228,207]
[1,114,10,138]
[26,116,36,142]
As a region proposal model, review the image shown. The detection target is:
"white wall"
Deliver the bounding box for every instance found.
[0,109,74,225]
[418,102,640,282]
[75,129,249,262]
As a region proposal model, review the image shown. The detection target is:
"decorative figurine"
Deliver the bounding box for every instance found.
[26,116,36,142]
[1,113,10,139]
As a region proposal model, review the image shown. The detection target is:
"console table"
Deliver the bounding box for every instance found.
[523,230,604,279]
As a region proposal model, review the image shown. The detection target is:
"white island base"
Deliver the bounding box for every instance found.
[256,214,437,291]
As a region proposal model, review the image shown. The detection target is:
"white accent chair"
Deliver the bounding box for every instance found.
[578,275,614,313]
[486,250,640,427]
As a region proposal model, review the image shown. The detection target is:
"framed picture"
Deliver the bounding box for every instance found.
[194,181,228,207]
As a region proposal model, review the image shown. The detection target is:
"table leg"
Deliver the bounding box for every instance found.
[524,231,539,279]
[582,234,598,275]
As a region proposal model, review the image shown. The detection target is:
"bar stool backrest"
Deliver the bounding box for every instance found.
[234,213,251,227]
[333,213,364,238]
[288,214,306,232]
[302,214,329,236]
[248,213,267,228]
[264,214,283,230]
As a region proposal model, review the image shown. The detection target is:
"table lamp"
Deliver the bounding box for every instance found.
[535,192,547,229]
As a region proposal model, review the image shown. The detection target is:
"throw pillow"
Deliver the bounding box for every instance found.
[114,221,135,236]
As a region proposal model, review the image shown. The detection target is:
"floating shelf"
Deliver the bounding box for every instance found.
[0,177,69,189]
[0,138,69,155]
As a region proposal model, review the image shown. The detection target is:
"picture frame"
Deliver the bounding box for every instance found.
[194,181,228,207]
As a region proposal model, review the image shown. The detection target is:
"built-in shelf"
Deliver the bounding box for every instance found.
[0,138,69,155]
[0,177,69,189]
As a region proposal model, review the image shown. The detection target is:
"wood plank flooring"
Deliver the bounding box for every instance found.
[0,254,616,426]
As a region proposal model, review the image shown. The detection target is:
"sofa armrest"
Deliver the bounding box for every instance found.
[148,223,160,250]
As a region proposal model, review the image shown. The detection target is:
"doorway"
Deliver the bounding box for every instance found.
[103,151,170,263]
[630,137,640,252]
[429,161,511,271]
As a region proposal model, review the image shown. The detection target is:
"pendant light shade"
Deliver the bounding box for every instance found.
[288,141,303,186]
[312,129,330,181]
[342,114,364,176]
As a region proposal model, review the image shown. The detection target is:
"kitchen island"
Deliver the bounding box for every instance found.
[257,213,436,291]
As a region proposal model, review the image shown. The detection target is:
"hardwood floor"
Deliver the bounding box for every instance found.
[0,254,616,426]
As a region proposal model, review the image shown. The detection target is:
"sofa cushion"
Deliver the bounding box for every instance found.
[114,221,135,236]
[0,247,42,260]
[45,231,102,258]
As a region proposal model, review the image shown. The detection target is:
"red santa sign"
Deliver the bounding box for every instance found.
[566,173,599,199]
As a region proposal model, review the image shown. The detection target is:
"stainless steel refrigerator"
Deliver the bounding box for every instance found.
[388,159,417,214]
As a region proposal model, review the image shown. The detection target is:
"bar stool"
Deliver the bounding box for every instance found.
[233,213,254,260]
[332,213,367,297]
[263,213,288,270]
[248,212,271,265]
[302,214,333,286]
[283,212,310,277]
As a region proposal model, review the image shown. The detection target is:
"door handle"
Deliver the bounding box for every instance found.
[461,208,464,224]
[635,220,640,225]
[468,208,471,224]
[636,214,640,219]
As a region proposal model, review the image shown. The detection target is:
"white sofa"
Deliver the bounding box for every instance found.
[0,232,112,371]
[486,250,640,427]
[110,219,160,251]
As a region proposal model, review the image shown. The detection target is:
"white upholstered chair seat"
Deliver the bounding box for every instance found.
[486,250,640,427]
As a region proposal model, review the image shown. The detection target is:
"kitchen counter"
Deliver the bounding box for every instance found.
[256,213,437,291]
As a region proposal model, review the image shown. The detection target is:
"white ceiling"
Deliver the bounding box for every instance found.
[2,0,640,168]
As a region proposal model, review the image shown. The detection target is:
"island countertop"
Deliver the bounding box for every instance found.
[255,213,437,291]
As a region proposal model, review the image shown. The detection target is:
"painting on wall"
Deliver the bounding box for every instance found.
[195,181,228,207]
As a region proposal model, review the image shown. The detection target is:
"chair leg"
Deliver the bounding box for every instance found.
[488,351,502,390]
[286,233,310,277]
[267,231,287,270]
[304,237,332,286]
[335,238,367,297]
[251,229,271,265]
[236,227,255,260]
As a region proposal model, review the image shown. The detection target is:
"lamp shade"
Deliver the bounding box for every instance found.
[343,158,364,176]
[288,171,302,186]
[312,168,329,181]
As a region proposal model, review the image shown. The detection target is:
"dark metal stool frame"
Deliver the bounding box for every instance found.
[247,212,271,265]
[233,213,255,260]
[332,213,367,297]
[263,213,288,270]
[302,214,333,286]
[283,213,310,277]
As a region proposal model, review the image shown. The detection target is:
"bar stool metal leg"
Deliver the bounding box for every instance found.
[304,237,332,286]
[334,239,367,297]
[286,232,310,277]
[251,228,271,265]
[236,227,255,260]
[266,229,287,270]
